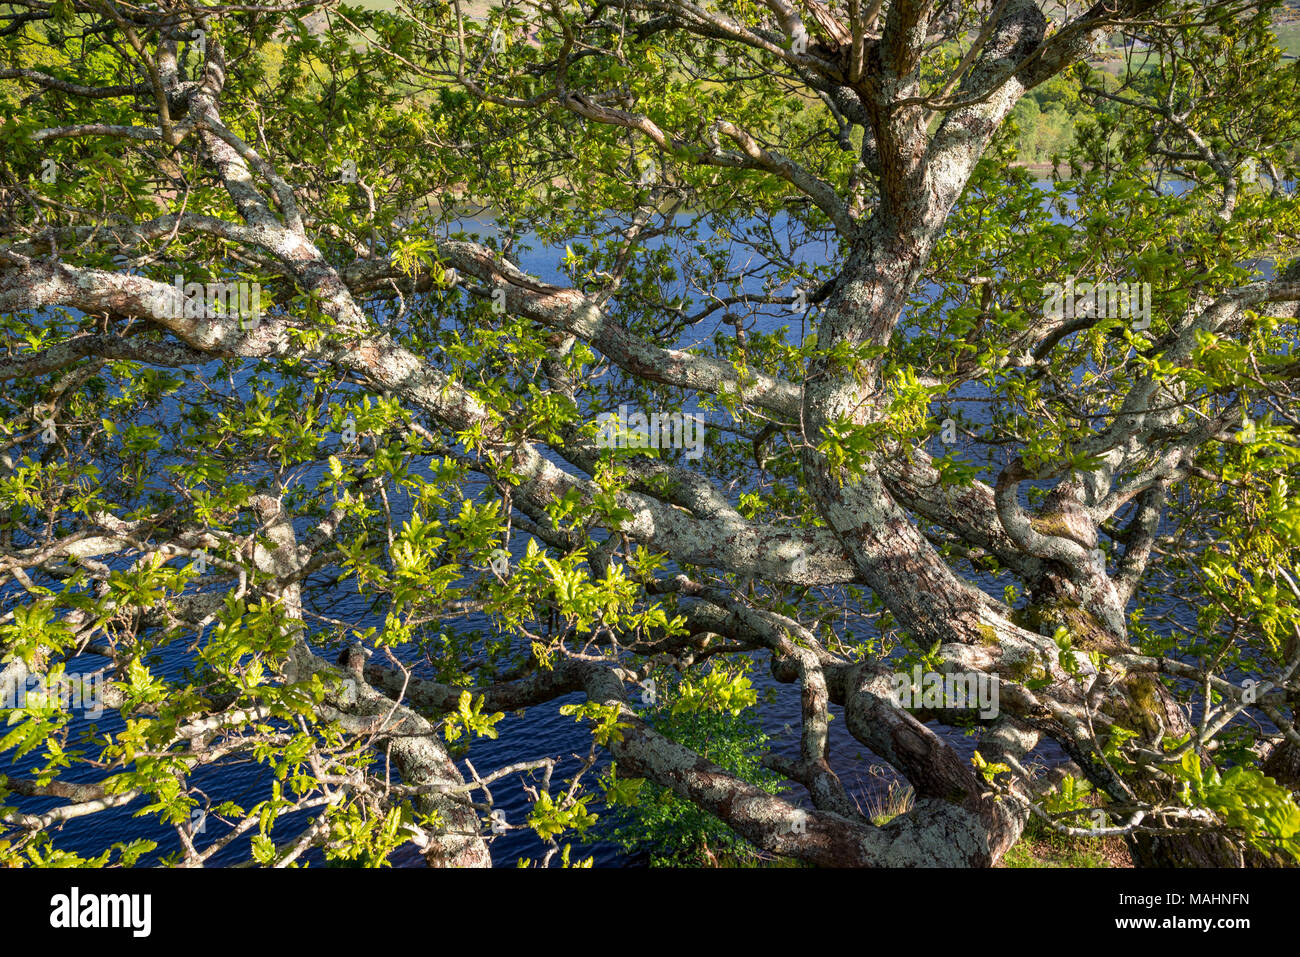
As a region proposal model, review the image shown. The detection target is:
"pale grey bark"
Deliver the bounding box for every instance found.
[3,0,1298,868]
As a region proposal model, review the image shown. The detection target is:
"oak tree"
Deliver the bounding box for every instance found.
[2,0,1300,867]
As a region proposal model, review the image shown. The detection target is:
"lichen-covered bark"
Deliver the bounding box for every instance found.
[4,0,1295,869]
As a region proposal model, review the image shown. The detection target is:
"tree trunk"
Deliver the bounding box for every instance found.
[1027,577,1244,867]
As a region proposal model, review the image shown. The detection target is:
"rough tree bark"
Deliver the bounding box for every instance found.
[2,0,1298,867]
